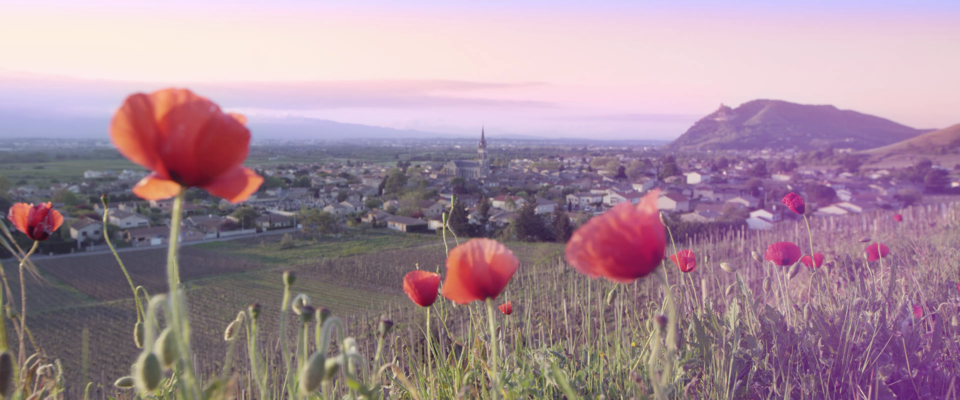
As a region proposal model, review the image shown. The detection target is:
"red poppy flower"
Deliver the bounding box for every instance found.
[441,239,519,305]
[670,249,697,273]
[800,253,824,268]
[912,304,922,320]
[893,214,903,222]
[764,242,802,266]
[7,203,64,241]
[403,270,441,307]
[781,192,805,215]
[498,301,513,315]
[110,88,263,203]
[565,190,665,283]
[864,243,890,262]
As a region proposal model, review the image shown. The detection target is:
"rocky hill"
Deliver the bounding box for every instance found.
[859,123,960,167]
[664,100,923,152]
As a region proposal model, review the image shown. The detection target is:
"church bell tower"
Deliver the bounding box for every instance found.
[478,127,489,177]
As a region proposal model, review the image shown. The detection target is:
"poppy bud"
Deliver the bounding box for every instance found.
[605,289,618,305]
[299,352,326,394]
[323,358,340,381]
[442,212,449,224]
[155,327,178,369]
[134,321,145,349]
[317,307,331,327]
[299,305,315,324]
[720,262,735,273]
[114,376,135,389]
[292,296,309,315]
[224,319,243,341]
[0,351,13,399]
[654,314,668,330]
[751,251,763,263]
[725,284,735,297]
[859,237,871,243]
[803,304,811,321]
[248,303,261,321]
[788,263,801,279]
[762,277,772,292]
[134,352,163,394]
[378,316,394,338]
[101,193,110,206]
[283,270,296,287]
[659,211,668,226]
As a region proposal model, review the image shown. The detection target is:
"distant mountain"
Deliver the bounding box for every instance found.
[664,100,923,152]
[859,123,960,166]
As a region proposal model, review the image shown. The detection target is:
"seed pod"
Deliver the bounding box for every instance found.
[0,351,13,398]
[751,251,763,263]
[133,352,163,394]
[720,262,735,273]
[323,358,340,381]
[299,305,315,324]
[114,376,135,389]
[378,317,394,337]
[788,262,801,279]
[292,296,309,315]
[803,304,811,321]
[224,319,242,341]
[283,270,296,287]
[659,212,668,226]
[317,307,331,327]
[100,193,110,206]
[248,303,261,321]
[605,289,618,305]
[725,284,735,297]
[762,277,772,292]
[859,237,871,243]
[654,314,668,330]
[299,352,326,394]
[134,321,145,349]
[155,327,178,369]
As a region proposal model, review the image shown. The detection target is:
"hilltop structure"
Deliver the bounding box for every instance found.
[445,128,490,179]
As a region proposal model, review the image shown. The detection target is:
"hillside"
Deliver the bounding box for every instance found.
[859,123,960,167]
[664,99,923,152]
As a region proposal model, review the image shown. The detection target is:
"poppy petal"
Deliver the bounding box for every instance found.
[7,203,31,235]
[48,209,64,232]
[189,112,252,185]
[110,93,164,174]
[441,239,518,304]
[403,270,441,307]
[150,89,220,185]
[202,167,264,204]
[132,174,182,201]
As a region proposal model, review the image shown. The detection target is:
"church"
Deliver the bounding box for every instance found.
[444,128,490,179]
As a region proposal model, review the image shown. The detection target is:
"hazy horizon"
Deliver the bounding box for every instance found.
[1,0,958,140]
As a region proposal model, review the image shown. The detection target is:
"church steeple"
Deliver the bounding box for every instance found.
[478,126,489,178]
[479,126,486,149]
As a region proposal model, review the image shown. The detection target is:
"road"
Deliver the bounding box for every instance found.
[12,227,300,261]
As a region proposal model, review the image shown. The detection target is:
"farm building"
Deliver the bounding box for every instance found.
[386,216,428,233]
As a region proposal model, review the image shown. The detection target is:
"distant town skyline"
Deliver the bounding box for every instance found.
[1,0,958,140]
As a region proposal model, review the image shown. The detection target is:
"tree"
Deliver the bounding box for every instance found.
[384,168,408,195]
[0,175,10,197]
[300,209,339,235]
[552,206,573,243]
[447,200,472,237]
[365,197,383,210]
[293,176,312,188]
[895,189,922,207]
[805,184,837,206]
[261,176,284,191]
[924,169,950,192]
[615,165,627,180]
[279,233,295,249]
[51,189,81,206]
[748,160,768,178]
[659,163,681,180]
[514,199,550,242]
[476,196,491,237]
[231,207,259,228]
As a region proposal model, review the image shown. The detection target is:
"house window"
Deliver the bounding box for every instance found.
[82,232,87,236]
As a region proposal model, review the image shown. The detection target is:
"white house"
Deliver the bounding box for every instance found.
[657,193,691,213]
[70,217,103,241]
[491,195,526,211]
[418,200,446,218]
[685,172,710,185]
[603,190,643,206]
[771,173,792,182]
[725,195,759,209]
[565,192,603,208]
[631,177,656,193]
[323,203,350,216]
[534,198,557,215]
[108,211,150,229]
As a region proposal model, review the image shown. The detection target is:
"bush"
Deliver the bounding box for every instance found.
[279,233,295,250]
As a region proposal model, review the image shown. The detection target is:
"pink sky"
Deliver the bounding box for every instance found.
[1,1,958,139]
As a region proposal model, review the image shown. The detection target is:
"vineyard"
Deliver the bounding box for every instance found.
[4,203,960,398]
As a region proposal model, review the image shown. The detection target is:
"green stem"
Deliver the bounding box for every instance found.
[425,307,433,377]
[803,215,815,257]
[102,200,144,320]
[166,189,200,399]
[280,283,293,397]
[17,240,38,367]
[486,298,500,400]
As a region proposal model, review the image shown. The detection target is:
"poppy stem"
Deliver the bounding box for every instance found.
[16,240,38,369]
[165,188,200,399]
[485,298,500,400]
[101,198,144,322]
[802,215,815,259]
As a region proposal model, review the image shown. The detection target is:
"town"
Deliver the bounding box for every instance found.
[1,129,957,256]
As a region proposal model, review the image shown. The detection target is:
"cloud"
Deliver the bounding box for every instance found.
[0,71,555,112]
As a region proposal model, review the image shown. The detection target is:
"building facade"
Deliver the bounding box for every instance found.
[445,128,491,179]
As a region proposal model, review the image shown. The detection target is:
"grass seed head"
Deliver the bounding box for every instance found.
[654,314,668,330]
[156,327,178,369]
[725,284,735,297]
[803,304,811,321]
[605,289,618,305]
[859,237,872,243]
[133,352,163,394]
[248,303,261,321]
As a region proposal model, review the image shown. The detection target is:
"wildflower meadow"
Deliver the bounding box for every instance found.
[3,88,960,400]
